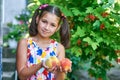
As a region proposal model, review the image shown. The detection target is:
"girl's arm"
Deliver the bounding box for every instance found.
[55,43,66,80]
[16,39,43,80]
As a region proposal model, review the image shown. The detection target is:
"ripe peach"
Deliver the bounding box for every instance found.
[60,58,72,71]
[45,56,60,68]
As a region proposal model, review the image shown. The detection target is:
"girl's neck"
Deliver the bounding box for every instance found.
[34,34,51,44]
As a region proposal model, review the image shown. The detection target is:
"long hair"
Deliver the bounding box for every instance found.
[29,4,70,48]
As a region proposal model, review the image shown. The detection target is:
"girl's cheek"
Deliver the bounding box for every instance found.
[39,21,44,26]
[39,23,44,28]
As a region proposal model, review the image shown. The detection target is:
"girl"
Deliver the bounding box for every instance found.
[16,4,71,80]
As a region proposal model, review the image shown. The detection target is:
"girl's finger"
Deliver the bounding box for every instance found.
[59,66,62,72]
[68,67,72,72]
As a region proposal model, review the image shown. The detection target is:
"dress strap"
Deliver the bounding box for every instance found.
[50,39,58,56]
[27,37,33,45]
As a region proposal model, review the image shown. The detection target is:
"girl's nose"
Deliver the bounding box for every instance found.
[45,24,49,30]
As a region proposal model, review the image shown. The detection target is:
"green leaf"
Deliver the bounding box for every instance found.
[83,37,93,44]
[108,0,114,5]
[71,46,82,57]
[91,42,99,50]
[85,48,91,56]
[90,31,96,37]
[71,8,81,16]
[78,17,84,21]
[77,27,86,37]
[83,37,99,50]
[97,37,103,43]
[61,7,73,17]
[86,7,94,13]
[72,26,86,38]
[93,20,100,29]
[114,3,120,11]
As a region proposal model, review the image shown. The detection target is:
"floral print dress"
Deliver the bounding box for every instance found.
[27,38,58,80]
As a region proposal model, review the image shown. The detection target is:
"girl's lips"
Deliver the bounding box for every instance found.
[42,29,50,34]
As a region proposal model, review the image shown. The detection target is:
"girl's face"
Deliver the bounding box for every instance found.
[37,12,60,38]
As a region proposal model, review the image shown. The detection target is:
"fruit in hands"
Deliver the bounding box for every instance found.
[45,56,60,68]
[60,58,72,71]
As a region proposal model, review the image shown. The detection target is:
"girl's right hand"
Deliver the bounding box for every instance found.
[42,59,58,73]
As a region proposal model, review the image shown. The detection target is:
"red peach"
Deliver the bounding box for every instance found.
[60,58,72,71]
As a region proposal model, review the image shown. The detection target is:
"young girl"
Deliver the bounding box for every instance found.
[16,4,71,80]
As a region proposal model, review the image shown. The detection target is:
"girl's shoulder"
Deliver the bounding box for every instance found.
[55,41,65,52]
[17,38,28,49]
[55,42,65,59]
[18,37,32,45]
[18,38,27,44]
[20,37,34,42]
[59,43,65,49]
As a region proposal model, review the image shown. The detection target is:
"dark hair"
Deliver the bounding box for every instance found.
[29,4,70,48]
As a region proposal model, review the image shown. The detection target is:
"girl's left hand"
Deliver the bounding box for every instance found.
[47,66,58,73]
[59,66,72,73]
[58,58,72,73]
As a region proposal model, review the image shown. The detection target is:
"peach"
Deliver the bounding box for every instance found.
[60,58,72,71]
[45,56,60,68]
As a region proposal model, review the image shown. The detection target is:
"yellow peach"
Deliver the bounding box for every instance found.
[45,56,60,68]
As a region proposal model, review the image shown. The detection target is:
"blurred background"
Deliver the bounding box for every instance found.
[1,0,26,80]
[0,0,120,80]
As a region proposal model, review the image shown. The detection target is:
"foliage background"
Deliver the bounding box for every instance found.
[3,0,120,80]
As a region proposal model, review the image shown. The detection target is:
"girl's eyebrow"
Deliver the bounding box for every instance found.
[44,18,58,25]
[41,16,59,25]
[52,22,57,25]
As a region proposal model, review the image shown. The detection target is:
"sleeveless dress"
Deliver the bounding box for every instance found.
[26,38,58,80]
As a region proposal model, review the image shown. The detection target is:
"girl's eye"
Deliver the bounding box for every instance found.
[42,20,47,23]
[51,23,57,27]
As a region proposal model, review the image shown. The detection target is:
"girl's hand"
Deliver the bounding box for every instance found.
[47,66,58,73]
[59,65,72,73]
[59,58,72,73]
[41,57,59,73]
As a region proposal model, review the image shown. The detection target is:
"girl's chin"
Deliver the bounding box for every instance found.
[41,34,51,38]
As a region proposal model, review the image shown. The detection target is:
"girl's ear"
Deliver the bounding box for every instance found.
[36,16,39,24]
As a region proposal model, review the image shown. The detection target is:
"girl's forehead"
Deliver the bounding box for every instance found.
[41,12,60,23]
